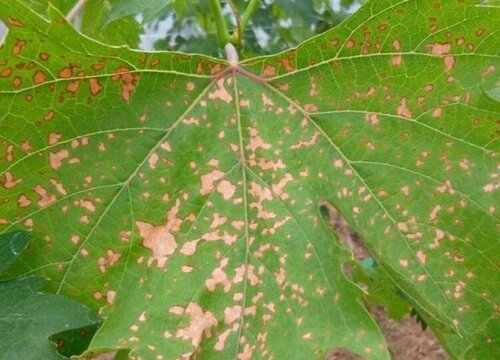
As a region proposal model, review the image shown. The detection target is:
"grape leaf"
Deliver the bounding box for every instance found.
[0,276,100,360]
[0,1,498,359]
[0,231,100,360]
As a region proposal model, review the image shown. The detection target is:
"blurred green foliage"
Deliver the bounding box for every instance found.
[21,0,364,58]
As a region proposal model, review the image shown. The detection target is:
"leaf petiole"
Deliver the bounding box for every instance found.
[209,0,232,48]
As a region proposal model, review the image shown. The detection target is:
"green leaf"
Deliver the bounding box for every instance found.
[353,259,411,321]
[0,230,29,273]
[81,0,142,48]
[0,276,100,360]
[108,0,172,24]
[0,1,498,359]
[49,323,100,358]
[0,227,99,359]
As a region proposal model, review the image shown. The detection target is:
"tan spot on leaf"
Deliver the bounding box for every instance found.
[483,183,498,193]
[432,107,442,118]
[17,194,32,208]
[272,173,294,200]
[21,140,32,152]
[175,302,218,350]
[111,66,138,102]
[180,239,199,256]
[106,290,116,304]
[415,250,427,265]
[2,171,23,189]
[12,76,22,88]
[397,97,412,118]
[33,70,46,84]
[49,149,69,170]
[365,87,375,96]
[302,332,313,339]
[217,180,236,200]
[428,42,451,55]
[97,250,122,273]
[169,305,184,315]
[48,132,62,146]
[430,205,442,222]
[74,199,96,212]
[0,68,12,77]
[262,93,275,106]
[34,185,56,208]
[200,170,225,195]
[182,117,200,125]
[89,78,103,95]
[71,235,80,244]
[44,111,55,122]
[208,78,233,103]
[148,153,159,169]
[208,159,219,167]
[482,65,496,77]
[12,39,27,55]
[290,132,320,149]
[262,65,276,78]
[247,128,271,152]
[210,213,228,229]
[6,144,14,162]
[66,80,80,93]
[430,229,445,249]
[49,178,67,195]
[224,305,242,325]
[80,215,90,224]
[59,67,72,78]
[444,56,456,71]
[392,55,402,66]
[214,328,232,351]
[160,141,172,152]
[8,16,24,27]
[135,199,182,267]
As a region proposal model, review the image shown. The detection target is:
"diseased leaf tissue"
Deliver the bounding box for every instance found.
[0,0,499,359]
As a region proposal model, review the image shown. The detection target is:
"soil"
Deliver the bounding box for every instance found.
[370,307,448,360]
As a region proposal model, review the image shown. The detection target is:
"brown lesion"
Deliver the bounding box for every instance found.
[33,70,46,84]
[12,39,27,55]
[111,66,139,103]
[7,16,24,28]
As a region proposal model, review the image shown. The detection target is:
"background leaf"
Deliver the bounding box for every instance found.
[0,230,29,273]
[0,231,100,360]
[0,276,100,360]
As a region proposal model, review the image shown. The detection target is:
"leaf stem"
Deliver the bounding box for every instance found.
[226,0,242,45]
[239,0,260,35]
[209,0,231,48]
